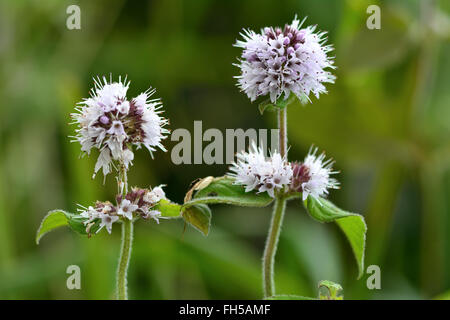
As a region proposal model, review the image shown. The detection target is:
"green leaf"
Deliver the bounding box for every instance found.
[182,204,211,236]
[266,295,317,300]
[258,98,278,115]
[67,214,91,235]
[181,177,273,235]
[153,199,182,218]
[304,197,367,279]
[318,280,344,300]
[36,210,101,244]
[67,214,101,235]
[184,176,273,208]
[36,210,70,244]
[258,93,297,115]
[335,216,366,279]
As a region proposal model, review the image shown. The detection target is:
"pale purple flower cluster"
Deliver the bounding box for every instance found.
[79,201,119,235]
[78,185,167,235]
[116,185,166,223]
[71,76,168,178]
[228,143,293,198]
[229,144,339,200]
[235,16,335,103]
[290,147,339,201]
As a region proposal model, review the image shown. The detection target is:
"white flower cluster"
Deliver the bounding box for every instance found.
[71,76,169,178]
[229,144,339,200]
[290,147,339,201]
[228,143,292,198]
[78,185,167,235]
[235,16,335,103]
[79,202,119,235]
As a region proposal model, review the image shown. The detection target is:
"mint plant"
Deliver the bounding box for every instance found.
[180,16,367,299]
[36,76,182,299]
[35,17,366,301]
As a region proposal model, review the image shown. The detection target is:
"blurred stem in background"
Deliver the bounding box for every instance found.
[366,162,405,265]
[262,108,288,298]
[412,0,443,295]
[0,140,14,286]
[363,0,445,297]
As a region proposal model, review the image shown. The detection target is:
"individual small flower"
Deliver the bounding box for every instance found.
[122,149,134,170]
[71,76,169,178]
[290,147,339,201]
[79,205,99,223]
[77,201,118,234]
[117,186,166,224]
[143,185,166,203]
[117,199,139,220]
[228,142,293,198]
[151,186,166,199]
[98,212,119,234]
[234,16,335,104]
[142,209,162,224]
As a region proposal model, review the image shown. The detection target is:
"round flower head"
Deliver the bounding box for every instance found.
[235,16,335,104]
[71,76,169,178]
[290,147,339,201]
[228,142,293,198]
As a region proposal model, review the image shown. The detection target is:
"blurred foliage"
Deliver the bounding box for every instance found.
[0,0,449,299]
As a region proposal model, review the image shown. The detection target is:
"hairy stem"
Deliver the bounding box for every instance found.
[278,108,287,158]
[116,165,133,300]
[262,195,287,297]
[262,107,288,298]
[118,164,128,196]
[117,218,133,299]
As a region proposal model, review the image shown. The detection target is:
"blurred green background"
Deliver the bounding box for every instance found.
[0,0,449,299]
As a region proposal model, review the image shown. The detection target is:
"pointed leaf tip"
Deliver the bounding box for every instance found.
[182,204,211,236]
[304,197,367,279]
[36,210,70,244]
[36,209,103,243]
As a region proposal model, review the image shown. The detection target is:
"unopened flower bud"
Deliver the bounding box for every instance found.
[100,115,109,124]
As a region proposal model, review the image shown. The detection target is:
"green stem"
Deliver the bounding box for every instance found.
[278,108,287,158]
[117,219,133,299]
[262,195,287,298]
[262,107,288,298]
[116,164,133,300]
